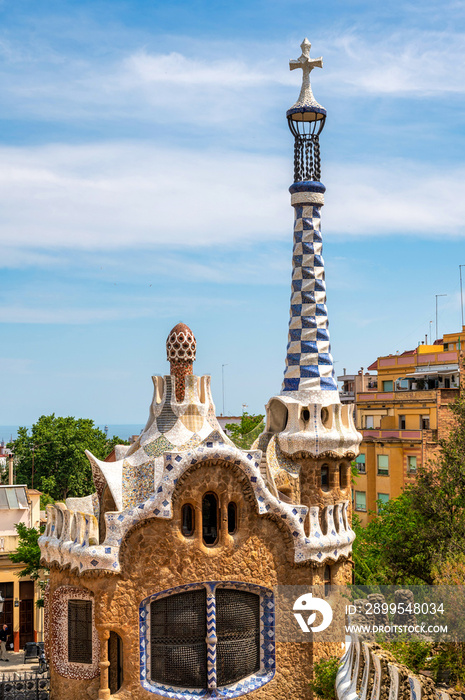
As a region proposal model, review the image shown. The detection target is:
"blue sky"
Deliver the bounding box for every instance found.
[1,0,465,426]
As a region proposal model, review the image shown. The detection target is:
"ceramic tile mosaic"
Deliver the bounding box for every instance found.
[282,186,339,397]
[265,394,361,458]
[266,435,300,477]
[139,581,275,699]
[49,585,100,680]
[122,460,154,509]
[39,428,355,574]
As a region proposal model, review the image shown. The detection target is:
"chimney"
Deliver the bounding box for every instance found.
[8,455,14,485]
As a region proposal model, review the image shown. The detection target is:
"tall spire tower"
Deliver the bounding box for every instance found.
[263,39,360,472]
[283,38,337,400]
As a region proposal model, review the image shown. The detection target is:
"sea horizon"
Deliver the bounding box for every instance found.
[0,424,145,443]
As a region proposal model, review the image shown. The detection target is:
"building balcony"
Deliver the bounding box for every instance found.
[357,389,437,403]
[339,390,355,402]
[361,428,422,442]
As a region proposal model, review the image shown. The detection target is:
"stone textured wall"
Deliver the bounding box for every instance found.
[47,460,352,699]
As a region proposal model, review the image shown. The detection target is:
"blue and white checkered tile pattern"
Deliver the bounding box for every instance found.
[139,581,275,699]
[282,200,338,395]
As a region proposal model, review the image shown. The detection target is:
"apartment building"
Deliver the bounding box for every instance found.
[352,326,464,524]
[0,482,44,650]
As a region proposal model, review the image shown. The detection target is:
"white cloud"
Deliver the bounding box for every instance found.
[0,141,289,251]
[325,30,465,96]
[123,50,278,88]
[325,161,465,236]
[1,28,463,132]
[0,142,464,264]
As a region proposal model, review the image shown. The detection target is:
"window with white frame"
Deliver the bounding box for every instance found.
[355,491,366,511]
[407,455,417,473]
[140,582,275,698]
[377,454,389,476]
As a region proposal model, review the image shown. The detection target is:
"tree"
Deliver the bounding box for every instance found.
[225,412,265,449]
[9,415,128,502]
[353,394,465,586]
[9,523,48,608]
[9,523,44,581]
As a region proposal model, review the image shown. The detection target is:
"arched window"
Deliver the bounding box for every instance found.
[202,493,219,546]
[320,465,329,492]
[324,565,331,597]
[181,504,195,537]
[227,502,237,534]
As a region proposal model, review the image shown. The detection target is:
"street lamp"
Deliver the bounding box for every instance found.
[221,364,228,416]
[435,294,447,342]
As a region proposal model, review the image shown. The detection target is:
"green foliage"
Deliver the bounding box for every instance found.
[354,395,465,586]
[350,461,359,485]
[427,644,465,688]
[225,412,265,449]
[39,493,55,510]
[9,415,129,501]
[9,523,46,581]
[352,494,432,585]
[9,523,49,608]
[377,634,432,673]
[309,657,339,700]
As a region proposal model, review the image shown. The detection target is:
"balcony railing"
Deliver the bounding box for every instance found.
[361,429,422,440]
[357,390,437,402]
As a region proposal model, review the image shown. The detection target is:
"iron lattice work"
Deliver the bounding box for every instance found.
[293,134,321,182]
[215,589,260,686]
[67,600,93,664]
[150,589,208,688]
[0,671,50,700]
[149,587,261,690]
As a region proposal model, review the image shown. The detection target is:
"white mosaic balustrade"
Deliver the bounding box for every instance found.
[337,635,453,700]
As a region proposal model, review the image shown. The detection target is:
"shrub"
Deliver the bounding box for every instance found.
[309,656,340,700]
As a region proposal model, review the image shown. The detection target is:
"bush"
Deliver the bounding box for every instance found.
[377,634,432,673]
[309,656,340,700]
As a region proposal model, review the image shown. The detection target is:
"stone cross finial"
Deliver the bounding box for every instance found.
[289,38,323,109]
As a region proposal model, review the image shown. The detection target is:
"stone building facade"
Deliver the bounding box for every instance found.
[39,39,361,700]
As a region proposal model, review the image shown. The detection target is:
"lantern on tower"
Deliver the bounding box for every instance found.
[287,38,326,183]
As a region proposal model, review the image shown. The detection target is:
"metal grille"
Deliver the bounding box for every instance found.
[150,589,207,688]
[293,135,321,182]
[216,589,260,686]
[68,600,92,664]
[0,672,50,700]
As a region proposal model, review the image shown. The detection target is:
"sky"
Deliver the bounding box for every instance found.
[1,0,465,427]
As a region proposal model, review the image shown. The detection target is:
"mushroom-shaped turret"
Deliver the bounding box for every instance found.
[166,322,197,401]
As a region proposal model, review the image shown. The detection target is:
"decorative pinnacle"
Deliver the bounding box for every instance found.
[166,322,196,402]
[288,38,325,116]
